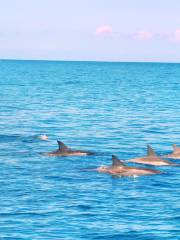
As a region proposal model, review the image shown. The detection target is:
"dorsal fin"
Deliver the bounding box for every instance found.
[57,140,70,152]
[147,145,157,156]
[172,144,180,153]
[173,144,178,151]
[112,155,126,167]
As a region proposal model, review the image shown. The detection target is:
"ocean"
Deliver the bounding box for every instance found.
[0,60,179,239]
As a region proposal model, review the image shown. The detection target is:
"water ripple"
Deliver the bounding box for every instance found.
[0,61,180,239]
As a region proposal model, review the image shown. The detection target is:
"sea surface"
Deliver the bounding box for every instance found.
[0,60,180,240]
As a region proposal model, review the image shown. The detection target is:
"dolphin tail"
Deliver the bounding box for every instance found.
[81,168,98,172]
[171,163,180,166]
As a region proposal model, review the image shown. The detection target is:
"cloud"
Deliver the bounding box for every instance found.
[134,31,154,41]
[95,25,113,36]
[173,29,180,42]
[94,27,180,44]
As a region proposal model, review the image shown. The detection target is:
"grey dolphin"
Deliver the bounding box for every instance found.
[43,140,94,157]
[127,145,177,166]
[97,155,161,177]
[164,144,180,159]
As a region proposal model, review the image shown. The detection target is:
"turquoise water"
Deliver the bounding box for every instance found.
[0,60,180,239]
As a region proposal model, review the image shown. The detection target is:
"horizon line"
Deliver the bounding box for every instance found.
[0,58,180,64]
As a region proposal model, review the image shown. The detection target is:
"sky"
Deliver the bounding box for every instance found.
[0,0,180,62]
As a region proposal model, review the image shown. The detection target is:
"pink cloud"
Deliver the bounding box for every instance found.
[95,25,112,36]
[134,31,154,41]
[173,29,180,42]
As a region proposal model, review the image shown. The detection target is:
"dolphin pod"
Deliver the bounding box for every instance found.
[42,139,179,177]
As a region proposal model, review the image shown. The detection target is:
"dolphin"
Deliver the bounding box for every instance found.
[43,140,94,157]
[97,155,161,177]
[37,134,48,141]
[164,144,180,159]
[127,145,177,166]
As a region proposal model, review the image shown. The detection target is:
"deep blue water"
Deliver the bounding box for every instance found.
[0,60,180,239]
